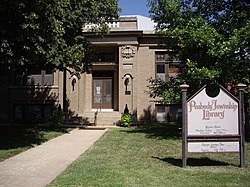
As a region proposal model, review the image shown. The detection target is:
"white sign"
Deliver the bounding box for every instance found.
[188,141,239,153]
[187,87,239,136]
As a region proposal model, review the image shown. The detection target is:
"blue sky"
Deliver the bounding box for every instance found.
[118,0,150,17]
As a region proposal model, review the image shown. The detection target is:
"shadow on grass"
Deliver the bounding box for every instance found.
[0,126,69,150]
[125,123,250,142]
[152,156,236,167]
[124,122,181,140]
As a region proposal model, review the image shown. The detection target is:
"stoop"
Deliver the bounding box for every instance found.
[80,110,122,126]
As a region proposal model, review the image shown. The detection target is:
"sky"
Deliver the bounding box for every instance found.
[118,0,150,17]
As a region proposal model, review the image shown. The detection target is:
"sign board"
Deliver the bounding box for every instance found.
[187,87,239,136]
[188,141,239,153]
[181,83,246,167]
[186,85,240,153]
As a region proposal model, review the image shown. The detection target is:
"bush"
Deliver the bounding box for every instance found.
[52,110,63,128]
[121,113,132,127]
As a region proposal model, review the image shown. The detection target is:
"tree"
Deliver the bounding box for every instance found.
[147,0,250,103]
[0,0,120,74]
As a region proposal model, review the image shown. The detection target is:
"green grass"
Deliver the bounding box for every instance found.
[48,123,250,187]
[0,126,71,161]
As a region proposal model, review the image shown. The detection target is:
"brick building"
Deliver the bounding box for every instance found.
[0,15,181,126]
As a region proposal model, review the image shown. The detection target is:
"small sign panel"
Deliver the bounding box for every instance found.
[188,141,239,153]
[187,87,239,136]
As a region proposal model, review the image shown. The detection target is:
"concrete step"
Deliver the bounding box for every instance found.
[62,116,92,126]
[80,111,121,126]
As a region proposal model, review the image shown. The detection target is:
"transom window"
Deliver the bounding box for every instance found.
[156,53,165,61]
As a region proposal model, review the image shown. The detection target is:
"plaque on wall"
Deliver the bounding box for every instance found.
[121,45,136,59]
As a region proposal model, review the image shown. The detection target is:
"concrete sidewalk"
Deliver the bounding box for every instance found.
[0,128,107,187]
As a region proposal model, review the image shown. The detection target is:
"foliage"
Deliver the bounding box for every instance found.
[147,0,250,103]
[147,60,221,103]
[0,0,120,74]
[147,77,182,104]
[120,113,132,127]
[52,110,63,128]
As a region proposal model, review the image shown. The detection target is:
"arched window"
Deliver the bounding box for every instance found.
[71,78,77,92]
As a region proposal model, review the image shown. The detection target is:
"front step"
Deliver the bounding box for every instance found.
[81,111,121,126]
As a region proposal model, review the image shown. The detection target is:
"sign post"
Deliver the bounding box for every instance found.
[180,84,189,167]
[237,83,246,167]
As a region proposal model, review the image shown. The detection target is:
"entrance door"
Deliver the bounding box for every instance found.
[93,79,112,109]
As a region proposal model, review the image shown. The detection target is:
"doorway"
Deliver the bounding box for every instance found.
[92,71,113,109]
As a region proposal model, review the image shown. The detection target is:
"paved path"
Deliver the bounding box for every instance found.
[0,129,107,187]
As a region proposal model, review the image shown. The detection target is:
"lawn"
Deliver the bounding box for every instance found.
[48,123,250,187]
[0,125,71,162]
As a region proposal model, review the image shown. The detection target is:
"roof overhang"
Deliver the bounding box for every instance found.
[84,30,174,47]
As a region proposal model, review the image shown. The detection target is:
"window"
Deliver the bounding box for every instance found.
[94,52,115,63]
[155,52,181,81]
[156,53,165,61]
[15,69,53,86]
[14,104,53,123]
[156,104,166,122]
[157,64,165,73]
[169,63,181,78]
[168,55,181,78]
[44,69,53,85]
[26,69,41,85]
[155,52,167,81]
[156,64,166,81]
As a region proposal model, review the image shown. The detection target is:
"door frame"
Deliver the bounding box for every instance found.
[92,71,114,109]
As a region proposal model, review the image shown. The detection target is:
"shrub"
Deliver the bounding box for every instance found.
[52,110,63,128]
[121,113,132,127]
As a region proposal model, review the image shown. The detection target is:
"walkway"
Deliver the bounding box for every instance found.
[0,128,107,187]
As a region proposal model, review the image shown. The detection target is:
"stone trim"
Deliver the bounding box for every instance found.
[121,45,136,59]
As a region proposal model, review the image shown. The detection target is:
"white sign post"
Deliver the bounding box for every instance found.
[181,84,246,167]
